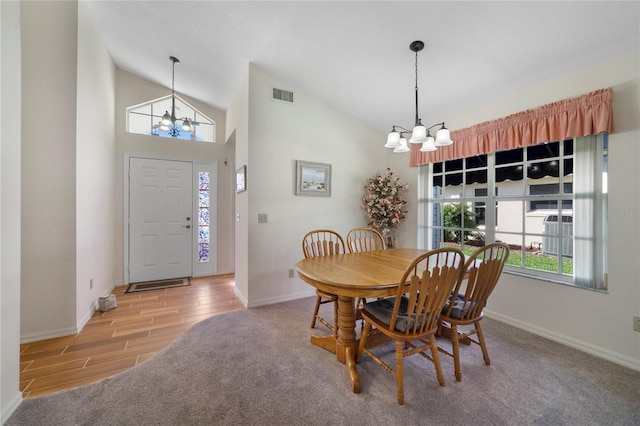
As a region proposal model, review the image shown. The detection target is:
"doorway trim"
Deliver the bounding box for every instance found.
[123,154,218,285]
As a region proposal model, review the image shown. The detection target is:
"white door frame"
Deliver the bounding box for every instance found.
[123,154,218,285]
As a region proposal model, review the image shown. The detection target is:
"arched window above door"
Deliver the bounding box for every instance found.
[126,94,216,143]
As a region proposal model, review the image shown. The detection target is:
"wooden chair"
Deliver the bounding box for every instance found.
[346,227,385,253]
[437,242,510,381]
[302,229,346,336]
[356,247,465,405]
[346,227,386,314]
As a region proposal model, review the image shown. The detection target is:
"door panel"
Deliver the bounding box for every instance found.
[129,158,193,283]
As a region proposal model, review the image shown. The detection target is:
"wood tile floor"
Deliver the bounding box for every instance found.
[19,274,244,399]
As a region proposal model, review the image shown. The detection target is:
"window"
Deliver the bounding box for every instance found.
[126,95,216,142]
[529,183,573,211]
[193,162,217,277]
[474,188,487,226]
[419,135,607,289]
[198,171,211,263]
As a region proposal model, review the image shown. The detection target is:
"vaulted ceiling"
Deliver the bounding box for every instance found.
[88,1,639,135]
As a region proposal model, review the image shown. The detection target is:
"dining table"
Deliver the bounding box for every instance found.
[295,248,432,394]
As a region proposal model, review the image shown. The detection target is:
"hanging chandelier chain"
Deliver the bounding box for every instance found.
[170,56,179,122]
[414,49,419,91]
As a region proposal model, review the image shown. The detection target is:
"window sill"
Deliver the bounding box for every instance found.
[502,268,608,294]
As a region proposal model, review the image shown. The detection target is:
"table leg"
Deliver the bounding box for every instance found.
[310,334,337,353]
[336,295,360,393]
[345,346,360,393]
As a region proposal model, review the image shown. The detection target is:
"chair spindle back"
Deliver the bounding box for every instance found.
[346,227,385,253]
[302,229,346,259]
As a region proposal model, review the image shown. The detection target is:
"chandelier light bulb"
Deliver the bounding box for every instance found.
[161,111,173,126]
[434,125,453,146]
[385,130,401,148]
[393,137,410,153]
[420,133,437,151]
[409,121,427,144]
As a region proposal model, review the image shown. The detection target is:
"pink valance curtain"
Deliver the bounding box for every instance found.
[410,87,614,166]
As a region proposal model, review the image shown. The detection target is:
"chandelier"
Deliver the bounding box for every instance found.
[384,41,453,153]
[154,56,193,138]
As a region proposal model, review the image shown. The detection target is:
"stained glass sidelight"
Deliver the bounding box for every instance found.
[198,171,211,262]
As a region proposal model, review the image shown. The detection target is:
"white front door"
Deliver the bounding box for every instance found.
[129,158,193,283]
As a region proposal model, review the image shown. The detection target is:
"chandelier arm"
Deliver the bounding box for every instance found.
[391,123,444,135]
[392,125,412,134]
[425,122,445,131]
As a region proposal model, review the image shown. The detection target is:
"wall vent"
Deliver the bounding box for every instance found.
[272,87,294,103]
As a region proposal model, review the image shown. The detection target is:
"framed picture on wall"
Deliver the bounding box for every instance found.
[236,165,247,193]
[296,160,331,197]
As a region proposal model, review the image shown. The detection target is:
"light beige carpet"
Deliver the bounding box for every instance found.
[7,297,640,425]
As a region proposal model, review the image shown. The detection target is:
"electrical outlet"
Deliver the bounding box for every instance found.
[288,269,294,278]
[90,278,94,290]
[633,315,640,332]
[258,213,268,223]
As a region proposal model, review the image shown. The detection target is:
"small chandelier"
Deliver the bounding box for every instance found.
[384,41,453,153]
[154,56,193,138]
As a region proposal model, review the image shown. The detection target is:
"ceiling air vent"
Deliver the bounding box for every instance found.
[272,87,294,104]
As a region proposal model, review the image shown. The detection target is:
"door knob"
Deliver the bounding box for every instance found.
[182,224,191,229]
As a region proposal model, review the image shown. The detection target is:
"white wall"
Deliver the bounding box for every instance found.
[114,69,234,282]
[432,51,640,369]
[75,0,117,330]
[20,0,78,342]
[1,0,23,421]
[226,72,249,303]
[239,64,390,307]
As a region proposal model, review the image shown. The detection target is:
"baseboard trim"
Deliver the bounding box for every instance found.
[77,305,95,334]
[77,282,117,334]
[233,286,248,308]
[20,325,79,344]
[485,310,640,372]
[246,290,316,309]
[1,390,23,424]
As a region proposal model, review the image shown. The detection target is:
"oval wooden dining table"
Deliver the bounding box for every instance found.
[295,248,430,394]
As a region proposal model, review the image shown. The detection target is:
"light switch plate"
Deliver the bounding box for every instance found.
[258,213,268,223]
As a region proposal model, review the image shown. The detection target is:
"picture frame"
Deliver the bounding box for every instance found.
[296,160,331,197]
[236,165,247,193]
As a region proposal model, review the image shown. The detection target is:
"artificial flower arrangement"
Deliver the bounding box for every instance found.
[361,168,409,247]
